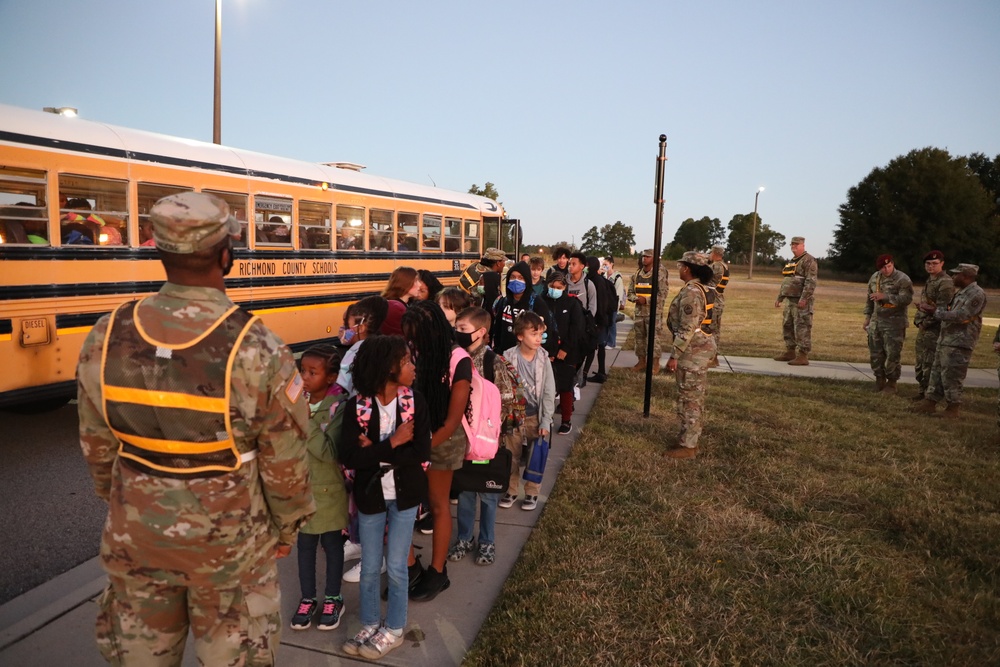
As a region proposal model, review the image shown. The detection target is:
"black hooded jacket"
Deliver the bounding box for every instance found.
[490,260,559,356]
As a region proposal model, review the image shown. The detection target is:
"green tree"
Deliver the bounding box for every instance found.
[670,216,724,251]
[829,147,998,281]
[580,225,606,256]
[601,221,636,258]
[468,182,500,202]
[726,213,786,265]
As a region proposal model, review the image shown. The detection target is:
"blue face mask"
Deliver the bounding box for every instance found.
[508,279,526,294]
[547,287,564,299]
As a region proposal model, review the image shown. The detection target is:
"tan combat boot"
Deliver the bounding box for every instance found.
[707,355,719,368]
[787,352,809,366]
[939,402,961,419]
[912,398,937,414]
[773,348,796,362]
[881,379,897,395]
[664,445,698,459]
[631,359,645,372]
[874,377,886,392]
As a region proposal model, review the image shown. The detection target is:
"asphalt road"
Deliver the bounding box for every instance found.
[0,402,105,605]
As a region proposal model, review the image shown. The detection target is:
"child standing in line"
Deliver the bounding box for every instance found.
[290,345,350,631]
[436,287,473,327]
[449,307,526,564]
[502,311,555,511]
[529,255,548,297]
[338,335,430,660]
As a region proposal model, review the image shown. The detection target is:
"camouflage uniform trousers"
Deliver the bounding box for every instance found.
[927,345,974,405]
[913,325,940,395]
[868,316,907,381]
[711,296,725,351]
[781,298,813,353]
[505,415,541,498]
[96,556,281,666]
[675,334,717,448]
[632,313,665,362]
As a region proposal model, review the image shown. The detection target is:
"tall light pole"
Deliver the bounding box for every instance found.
[213,0,222,144]
[747,186,764,279]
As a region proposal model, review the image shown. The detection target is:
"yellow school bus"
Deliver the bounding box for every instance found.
[0,103,514,409]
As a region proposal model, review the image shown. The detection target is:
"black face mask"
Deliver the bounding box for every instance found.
[454,329,476,349]
[221,239,234,276]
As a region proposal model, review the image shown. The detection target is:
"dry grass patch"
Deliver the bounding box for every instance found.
[465,372,1000,666]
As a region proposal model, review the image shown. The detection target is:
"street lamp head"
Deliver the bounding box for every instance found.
[43,106,78,117]
[757,186,765,193]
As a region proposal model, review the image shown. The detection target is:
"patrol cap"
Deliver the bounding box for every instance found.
[483,247,506,262]
[948,263,979,278]
[923,250,944,262]
[876,254,893,268]
[790,236,805,244]
[150,191,240,254]
[711,244,725,254]
[641,248,654,257]
[679,251,709,266]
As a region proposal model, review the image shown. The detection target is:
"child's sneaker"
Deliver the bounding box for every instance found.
[475,542,496,565]
[343,624,379,656]
[557,422,572,435]
[343,540,362,561]
[359,626,404,659]
[521,495,538,511]
[289,597,316,630]
[447,539,475,562]
[498,493,516,509]
[342,557,386,582]
[316,596,343,630]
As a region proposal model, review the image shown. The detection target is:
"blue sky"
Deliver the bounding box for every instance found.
[1,0,998,258]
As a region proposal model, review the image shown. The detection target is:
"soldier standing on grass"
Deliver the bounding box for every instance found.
[913,263,987,419]
[912,250,954,402]
[77,192,315,665]
[708,244,729,368]
[993,327,1000,431]
[664,251,717,459]
[863,254,913,394]
[627,248,668,372]
[773,236,818,366]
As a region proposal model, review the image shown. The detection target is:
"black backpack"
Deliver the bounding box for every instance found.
[591,275,618,328]
[577,286,601,352]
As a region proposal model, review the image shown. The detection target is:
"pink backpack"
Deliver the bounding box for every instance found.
[449,347,502,460]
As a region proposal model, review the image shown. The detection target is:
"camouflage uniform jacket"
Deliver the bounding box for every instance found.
[933,281,987,349]
[627,264,668,316]
[710,260,729,303]
[77,283,315,584]
[777,252,818,302]
[914,272,955,330]
[863,269,913,321]
[469,344,526,434]
[667,280,712,356]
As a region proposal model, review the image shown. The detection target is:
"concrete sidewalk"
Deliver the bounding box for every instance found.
[2,325,996,666]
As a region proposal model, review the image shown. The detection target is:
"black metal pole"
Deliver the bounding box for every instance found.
[644,134,667,417]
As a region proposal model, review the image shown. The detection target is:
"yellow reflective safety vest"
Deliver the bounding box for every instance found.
[716,265,730,294]
[781,256,802,276]
[100,299,259,478]
[459,262,486,293]
[693,282,716,329]
[634,272,653,299]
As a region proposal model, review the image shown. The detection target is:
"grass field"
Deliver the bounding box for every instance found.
[465,372,1000,666]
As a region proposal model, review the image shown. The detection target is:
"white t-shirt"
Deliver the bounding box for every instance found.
[376,396,398,501]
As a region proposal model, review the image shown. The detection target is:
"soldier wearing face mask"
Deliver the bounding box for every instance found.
[489,260,558,356]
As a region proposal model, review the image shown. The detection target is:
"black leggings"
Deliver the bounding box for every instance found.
[584,345,606,376]
[297,530,346,599]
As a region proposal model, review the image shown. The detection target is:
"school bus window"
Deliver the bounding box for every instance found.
[254,196,293,246]
[202,190,248,247]
[58,175,128,246]
[0,167,48,245]
[369,209,393,251]
[444,217,461,253]
[464,219,480,254]
[335,205,364,251]
[397,212,418,251]
[299,200,331,250]
[422,214,442,252]
[138,183,188,248]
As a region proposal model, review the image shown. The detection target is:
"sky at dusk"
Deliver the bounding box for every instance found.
[1,0,998,258]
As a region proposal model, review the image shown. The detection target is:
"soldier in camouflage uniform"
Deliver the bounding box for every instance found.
[627,248,669,372]
[77,192,315,666]
[993,327,1000,430]
[912,250,954,402]
[914,263,987,419]
[863,254,913,394]
[707,244,729,368]
[665,252,717,459]
[774,236,818,366]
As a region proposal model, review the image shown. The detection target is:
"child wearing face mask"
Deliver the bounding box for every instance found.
[542,272,586,435]
[489,260,559,356]
[449,307,526,563]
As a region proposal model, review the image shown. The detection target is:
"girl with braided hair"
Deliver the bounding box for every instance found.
[401,300,471,601]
